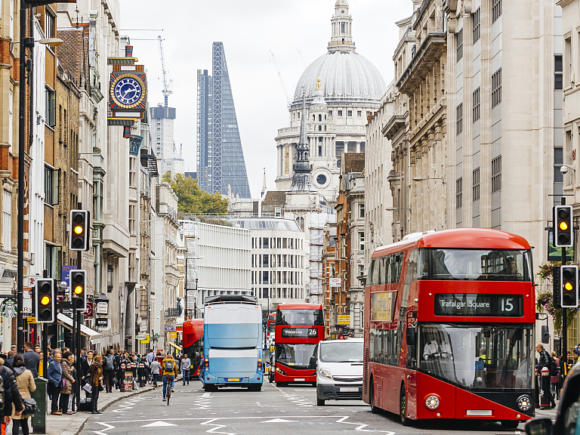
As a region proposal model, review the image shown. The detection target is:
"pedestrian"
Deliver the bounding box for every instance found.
[22,342,39,378]
[550,351,559,400]
[0,356,23,433]
[81,351,93,400]
[161,354,178,402]
[146,349,154,364]
[60,352,75,415]
[11,353,36,435]
[535,343,556,409]
[47,350,63,415]
[88,355,103,414]
[181,354,191,385]
[150,357,161,387]
[7,351,14,366]
[33,345,40,355]
[103,349,116,393]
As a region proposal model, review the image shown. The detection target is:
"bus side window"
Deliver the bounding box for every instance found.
[371,259,380,285]
[383,256,391,284]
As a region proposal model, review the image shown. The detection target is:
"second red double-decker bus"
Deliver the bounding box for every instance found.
[363,228,536,429]
[275,303,324,386]
[183,319,204,379]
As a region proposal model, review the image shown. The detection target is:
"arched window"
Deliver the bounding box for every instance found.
[296,216,305,231]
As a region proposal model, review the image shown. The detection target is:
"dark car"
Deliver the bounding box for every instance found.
[525,362,580,434]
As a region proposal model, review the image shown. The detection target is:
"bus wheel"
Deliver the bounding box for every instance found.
[317,397,325,406]
[250,385,262,392]
[204,384,217,392]
[400,388,411,426]
[277,382,287,387]
[369,380,380,414]
[500,421,520,430]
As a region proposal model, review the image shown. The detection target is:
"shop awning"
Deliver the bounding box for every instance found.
[57,314,100,338]
[168,342,182,351]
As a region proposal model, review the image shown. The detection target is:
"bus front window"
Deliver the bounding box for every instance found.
[419,324,533,391]
[275,343,318,369]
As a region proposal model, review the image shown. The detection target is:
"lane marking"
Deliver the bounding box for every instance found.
[202,392,212,398]
[92,422,115,435]
[262,418,297,423]
[141,421,177,427]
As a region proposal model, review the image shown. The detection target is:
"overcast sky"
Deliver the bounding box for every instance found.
[120,0,410,197]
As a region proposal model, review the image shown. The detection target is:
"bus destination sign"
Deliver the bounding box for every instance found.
[435,294,524,317]
[281,328,318,338]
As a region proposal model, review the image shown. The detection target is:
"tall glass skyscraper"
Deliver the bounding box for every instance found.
[196,43,251,198]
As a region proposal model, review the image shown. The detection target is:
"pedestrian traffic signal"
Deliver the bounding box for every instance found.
[70,270,87,311]
[554,205,574,248]
[35,278,55,323]
[69,210,89,251]
[561,265,579,308]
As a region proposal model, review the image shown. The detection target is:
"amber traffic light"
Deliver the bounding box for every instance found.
[70,210,89,251]
[561,265,579,308]
[554,205,574,248]
[35,278,55,323]
[70,270,87,311]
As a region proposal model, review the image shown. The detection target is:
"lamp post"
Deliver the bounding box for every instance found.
[16,1,64,351]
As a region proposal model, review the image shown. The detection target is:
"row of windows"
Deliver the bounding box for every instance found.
[368,252,404,286]
[473,8,481,44]
[252,237,302,250]
[456,73,500,134]
[492,0,502,23]
[368,328,401,367]
[455,163,499,209]
[492,68,502,108]
[251,254,303,269]
[456,103,463,136]
[473,87,481,122]
[255,287,304,300]
[252,270,303,285]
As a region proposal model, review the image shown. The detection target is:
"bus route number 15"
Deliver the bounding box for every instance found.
[501,298,514,312]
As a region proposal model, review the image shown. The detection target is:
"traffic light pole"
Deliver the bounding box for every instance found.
[75,202,82,409]
[562,197,568,364]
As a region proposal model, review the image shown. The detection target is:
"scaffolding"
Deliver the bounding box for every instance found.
[308,212,335,304]
[184,222,199,312]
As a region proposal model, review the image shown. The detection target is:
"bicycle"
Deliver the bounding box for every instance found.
[166,384,172,406]
[163,375,175,405]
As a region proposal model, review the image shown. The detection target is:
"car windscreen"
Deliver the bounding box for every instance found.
[319,342,363,363]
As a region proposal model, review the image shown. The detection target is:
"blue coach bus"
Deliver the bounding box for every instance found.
[200,295,264,392]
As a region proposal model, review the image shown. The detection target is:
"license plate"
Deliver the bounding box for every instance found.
[340,387,359,392]
[294,378,305,381]
[227,378,240,382]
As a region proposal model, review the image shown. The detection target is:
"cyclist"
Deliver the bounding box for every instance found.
[161,354,178,402]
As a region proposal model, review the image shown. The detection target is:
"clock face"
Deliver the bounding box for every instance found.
[113,77,143,107]
[341,9,345,14]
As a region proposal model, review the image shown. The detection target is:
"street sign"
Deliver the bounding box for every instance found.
[61,266,77,290]
[96,302,108,315]
[329,278,341,288]
[136,334,147,341]
[169,331,177,339]
[338,314,350,325]
[95,318,109,328]
[140,334,150,344]
[83,302,94,318]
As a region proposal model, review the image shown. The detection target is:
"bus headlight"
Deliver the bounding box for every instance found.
[318,368,332,379]
[276,367,287,376]
[425,395,440,410]
[517,395,532,412]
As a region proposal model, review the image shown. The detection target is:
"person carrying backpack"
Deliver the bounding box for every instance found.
[103,349,115,393]
[161,354,178,402]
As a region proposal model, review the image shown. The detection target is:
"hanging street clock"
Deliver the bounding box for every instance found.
[110,72,147,111]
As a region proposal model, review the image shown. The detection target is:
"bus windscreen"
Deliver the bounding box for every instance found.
[276,310,324,326]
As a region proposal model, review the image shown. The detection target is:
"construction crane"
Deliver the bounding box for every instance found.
[269,50,292,109]
[158,35,173,107]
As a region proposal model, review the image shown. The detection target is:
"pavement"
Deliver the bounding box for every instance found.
[27,383,157,435]
[78,380,547,435]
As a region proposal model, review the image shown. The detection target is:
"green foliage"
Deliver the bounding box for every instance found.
[162,172,229,215]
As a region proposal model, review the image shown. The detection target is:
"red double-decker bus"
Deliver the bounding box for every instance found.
[183,319,204,379]
[363,229,536,429]
[275,303,324,386]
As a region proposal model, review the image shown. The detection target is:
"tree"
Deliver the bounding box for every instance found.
[161,172,229,215]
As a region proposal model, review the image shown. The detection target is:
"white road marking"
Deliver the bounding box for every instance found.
[141,421,177,427]
[92,422,115,435]
[336,416,396,433]
[261,418,297,423]
[202,392,212,398]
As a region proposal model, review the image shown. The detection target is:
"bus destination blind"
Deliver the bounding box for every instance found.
[435,294,524,317]
[281,328,319,338]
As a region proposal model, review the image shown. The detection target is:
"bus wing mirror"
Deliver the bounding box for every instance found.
[524,418,552,435]
[406,327,417,346]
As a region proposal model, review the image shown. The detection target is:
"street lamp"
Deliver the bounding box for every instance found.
[413,176,446,184]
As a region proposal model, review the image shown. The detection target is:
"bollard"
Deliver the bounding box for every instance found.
[31,377,47,434]
[540,367,552,409]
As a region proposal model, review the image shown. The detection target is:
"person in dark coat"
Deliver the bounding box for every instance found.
[23,342,39,378]
[0,356,24,427]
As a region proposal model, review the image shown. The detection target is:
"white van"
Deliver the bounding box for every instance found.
[316,338,364,406]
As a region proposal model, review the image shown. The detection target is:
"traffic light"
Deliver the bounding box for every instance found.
[70,270,87,311]
[35,278,55,323]
[561,265,579,308]
[555,205,574,248]
[69,210,89,251]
